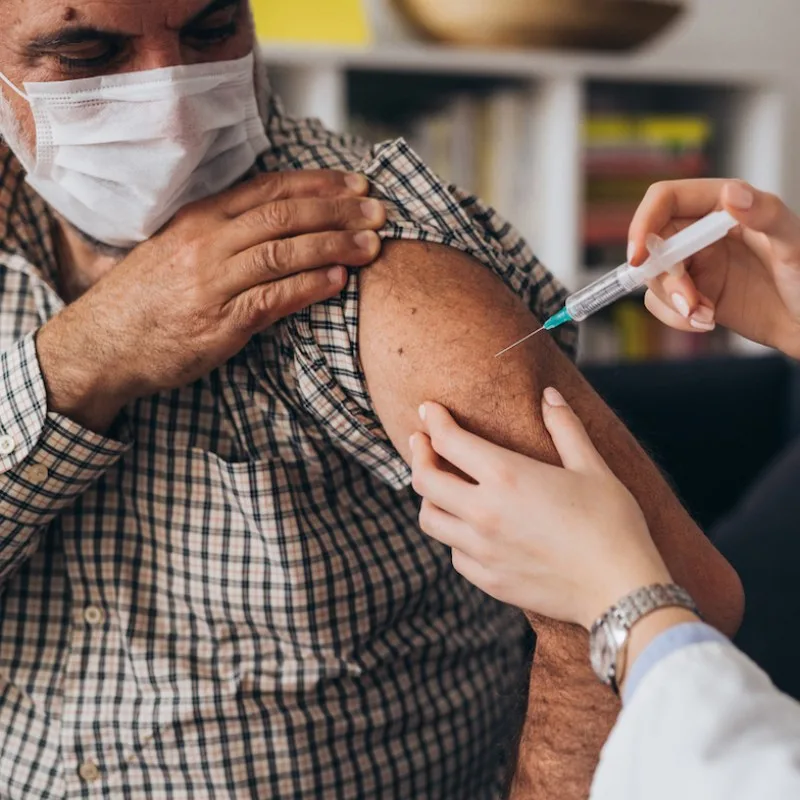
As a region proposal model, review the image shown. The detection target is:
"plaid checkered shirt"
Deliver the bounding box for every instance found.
[0,94,575,798]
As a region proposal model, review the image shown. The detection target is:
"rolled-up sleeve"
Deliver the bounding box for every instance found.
[0,333,131,582]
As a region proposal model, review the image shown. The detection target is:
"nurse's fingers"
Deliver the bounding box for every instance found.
[719,182,800,264]
[647,262,702,320]
[418,500,483,557]
[217,170,371,218]
[418,402,510,483]
[410,433,475,515]
[628,179,732,265]
[541,388,611,476]
[644,289,716,333]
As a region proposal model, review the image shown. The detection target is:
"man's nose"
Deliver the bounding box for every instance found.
[131,39,187,73]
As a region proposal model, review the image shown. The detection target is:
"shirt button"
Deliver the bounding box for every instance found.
[0,434,15,456]
[78,761,101,783]
[83,606,106,626]
[23,463,49,485]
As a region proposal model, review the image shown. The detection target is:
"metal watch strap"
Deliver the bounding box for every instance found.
[590,583,700,694]
[613,583,698,629]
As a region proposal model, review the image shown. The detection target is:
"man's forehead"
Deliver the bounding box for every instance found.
[3,0,237,34]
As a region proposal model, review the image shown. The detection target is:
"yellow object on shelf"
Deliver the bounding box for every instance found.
[252,0,371,45]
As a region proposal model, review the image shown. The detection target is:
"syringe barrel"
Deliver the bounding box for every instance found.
[565,210,738,323]
[565,266,635,322]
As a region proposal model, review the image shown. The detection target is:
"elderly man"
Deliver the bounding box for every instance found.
[0,1,742,798]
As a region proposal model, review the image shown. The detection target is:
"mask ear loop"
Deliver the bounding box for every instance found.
[0,72,29,101]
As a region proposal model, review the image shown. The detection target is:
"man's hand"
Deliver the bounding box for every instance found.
[37,170,385,432]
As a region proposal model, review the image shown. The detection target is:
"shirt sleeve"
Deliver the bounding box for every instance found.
[0,332,131,583]
[284,138,577,490]
[592,640,800,800]
[623,622,728,703]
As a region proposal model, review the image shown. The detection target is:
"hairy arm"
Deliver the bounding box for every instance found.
[359,241,744,798]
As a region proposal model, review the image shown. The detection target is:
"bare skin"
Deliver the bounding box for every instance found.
[0,0,387,432]
[359,240,744,798]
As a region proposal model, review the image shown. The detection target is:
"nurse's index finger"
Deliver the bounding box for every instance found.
[420,403,512,483]
[218,170,370,218]
[629,179,731,258]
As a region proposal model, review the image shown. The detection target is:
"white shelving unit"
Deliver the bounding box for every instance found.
[260,41,790,322]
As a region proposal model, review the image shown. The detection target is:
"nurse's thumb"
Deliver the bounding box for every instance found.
[722,181,800,255]
[542,388,610,475]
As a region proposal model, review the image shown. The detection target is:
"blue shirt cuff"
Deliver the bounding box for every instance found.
[622,621,728,703]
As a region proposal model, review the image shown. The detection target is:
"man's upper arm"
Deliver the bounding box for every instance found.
[359,239,743,635]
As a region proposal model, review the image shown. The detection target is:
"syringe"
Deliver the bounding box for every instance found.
[496,209,739,358]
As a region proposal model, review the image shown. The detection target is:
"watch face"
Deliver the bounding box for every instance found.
[590,621,616,683]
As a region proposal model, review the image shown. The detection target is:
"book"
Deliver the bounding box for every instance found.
[252,0,371,45]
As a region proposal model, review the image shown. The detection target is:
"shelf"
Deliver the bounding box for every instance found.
[259,41,782,86]
[260,38,792,362]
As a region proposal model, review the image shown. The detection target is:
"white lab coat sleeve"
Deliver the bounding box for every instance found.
[591,640,800,800]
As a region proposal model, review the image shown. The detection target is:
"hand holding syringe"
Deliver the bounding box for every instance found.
[496,209,739,357]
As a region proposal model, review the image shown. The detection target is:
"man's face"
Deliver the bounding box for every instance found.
[0,0,256,157]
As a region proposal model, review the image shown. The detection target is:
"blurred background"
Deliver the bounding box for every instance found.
[254,0,800,365]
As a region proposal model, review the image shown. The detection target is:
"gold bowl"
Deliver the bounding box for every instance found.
[395,0,685,51]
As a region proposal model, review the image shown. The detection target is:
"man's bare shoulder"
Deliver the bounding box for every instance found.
[359,239,564,464]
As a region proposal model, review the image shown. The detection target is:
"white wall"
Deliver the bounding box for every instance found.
[644,0,800,206]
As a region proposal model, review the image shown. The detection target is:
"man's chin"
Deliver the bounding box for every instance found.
[58,215,135,261]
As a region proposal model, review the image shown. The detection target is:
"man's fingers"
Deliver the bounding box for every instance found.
[234,266,350,334]
[410,432,475,515]
[227,197,386,254]
[541,388,609,475]
[418,402,507,482]
[721,182,800,261]
[217,170,370,218]
[226,230,381,295]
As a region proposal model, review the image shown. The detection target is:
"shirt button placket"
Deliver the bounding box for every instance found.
[83,606,106,627]
[78,760,101,783]
[0,434,16,456]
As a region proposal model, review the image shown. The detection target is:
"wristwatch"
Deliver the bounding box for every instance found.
[589,583,699,694]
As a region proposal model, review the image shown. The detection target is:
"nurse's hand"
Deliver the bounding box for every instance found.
[629,179,800,356]
[37,170,384,432]
[410,390,671,630]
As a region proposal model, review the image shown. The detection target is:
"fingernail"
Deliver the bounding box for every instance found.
[361,199,384,223]
[691,306,715,325]
[646,233,665,255]
[419,404,427,421]
[354,230,377,251]
[671,293,691,318]
[690,319,716,332]
[346,173,368,192]
[627,241,636,264]
[727,183,754,210]
[543,387,566,407]
[409,433,417,452]
[327,266,346,284]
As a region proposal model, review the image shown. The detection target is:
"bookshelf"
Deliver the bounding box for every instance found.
[260,41,789,363]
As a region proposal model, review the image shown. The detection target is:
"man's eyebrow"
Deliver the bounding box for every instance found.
[183,0,242,28]
[26,27,127,54]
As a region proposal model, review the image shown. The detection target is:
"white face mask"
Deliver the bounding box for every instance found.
[0,53,269,248]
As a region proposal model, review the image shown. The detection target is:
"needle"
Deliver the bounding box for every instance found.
[494,327,545,358]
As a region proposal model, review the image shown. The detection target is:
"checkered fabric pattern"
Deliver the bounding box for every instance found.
[0,93,575,799]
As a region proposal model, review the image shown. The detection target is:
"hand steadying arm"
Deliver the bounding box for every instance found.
[359,240,743,798]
